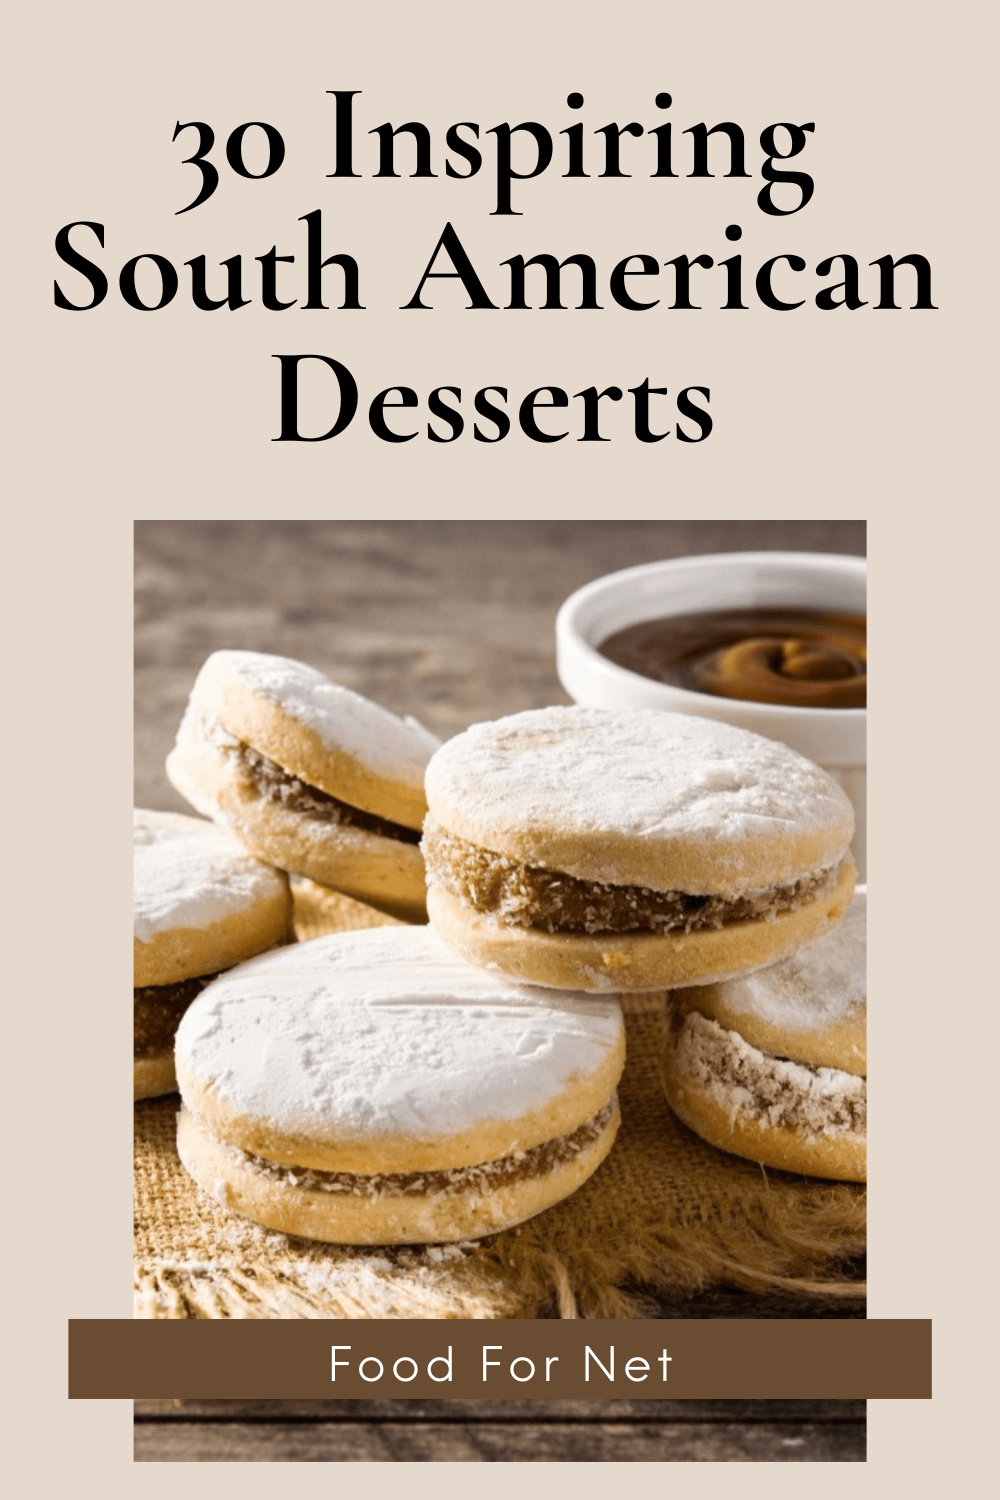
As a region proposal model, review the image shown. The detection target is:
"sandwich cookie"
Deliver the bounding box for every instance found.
[175,926,625,1244]
[166,649,440,921]
[422,706,855,992]
[134,809,290,1100]
[662,889,866,1181]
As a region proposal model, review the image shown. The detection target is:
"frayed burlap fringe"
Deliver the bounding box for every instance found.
[134,887,865,1319]
[478,1180,866,1319]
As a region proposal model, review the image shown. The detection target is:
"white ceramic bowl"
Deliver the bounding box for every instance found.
[556,551,867,879]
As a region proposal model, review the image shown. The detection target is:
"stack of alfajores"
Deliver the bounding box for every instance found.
[138,650,864,1248]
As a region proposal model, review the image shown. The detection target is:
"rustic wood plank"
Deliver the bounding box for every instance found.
[657,1285,866,1317]
[135,1397,866,1421]
[134,1418,865,1461]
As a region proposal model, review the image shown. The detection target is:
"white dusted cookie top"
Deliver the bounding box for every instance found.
[134,809,287,940]
[134,809,289,984]
[425,706,855,894]
[175,925,626,1174]
[180,649,440,827]
[679,889,866,1073]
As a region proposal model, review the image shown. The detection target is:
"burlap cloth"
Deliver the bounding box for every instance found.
[134,884,866,1319]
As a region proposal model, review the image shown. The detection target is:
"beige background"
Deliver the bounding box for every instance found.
[11,0,990,1486]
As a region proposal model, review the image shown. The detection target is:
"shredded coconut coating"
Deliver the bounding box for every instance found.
[188,710,422,842]
[423,818,842,935]
[134,808,288,942]
[671,1008,866,1138]
[201,1099,616,1201]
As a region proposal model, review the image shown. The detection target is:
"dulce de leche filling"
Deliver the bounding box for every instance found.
[670,1007,866,1138]
[196,710,421,845]
[209,1098,617,1200]
[422,818,843,936]
[133,972,220,1058]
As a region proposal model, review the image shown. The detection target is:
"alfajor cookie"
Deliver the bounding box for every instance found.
[422,706,855,992]
[134,808,290,1100]
[166,650,440,921]
[662,889,866,1181]
[175,926,626,1244]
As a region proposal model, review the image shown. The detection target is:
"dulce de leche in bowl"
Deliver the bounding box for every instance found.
[556,552,867,878]
[599,607,866,711]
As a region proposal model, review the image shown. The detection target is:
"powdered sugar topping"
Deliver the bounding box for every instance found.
[134,808,287,942]
[175,926,624,1143]
[207,650,440,785]
[708,889,866,1030]
[426,706,853,848]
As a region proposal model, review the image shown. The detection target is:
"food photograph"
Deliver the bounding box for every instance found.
[134,518,867,1459]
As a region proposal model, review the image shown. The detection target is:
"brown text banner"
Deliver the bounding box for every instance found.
[70,1318,929,1399]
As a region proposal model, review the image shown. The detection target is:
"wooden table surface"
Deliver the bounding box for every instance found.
[134,519,867,1462]
[133,1398,866,1461]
